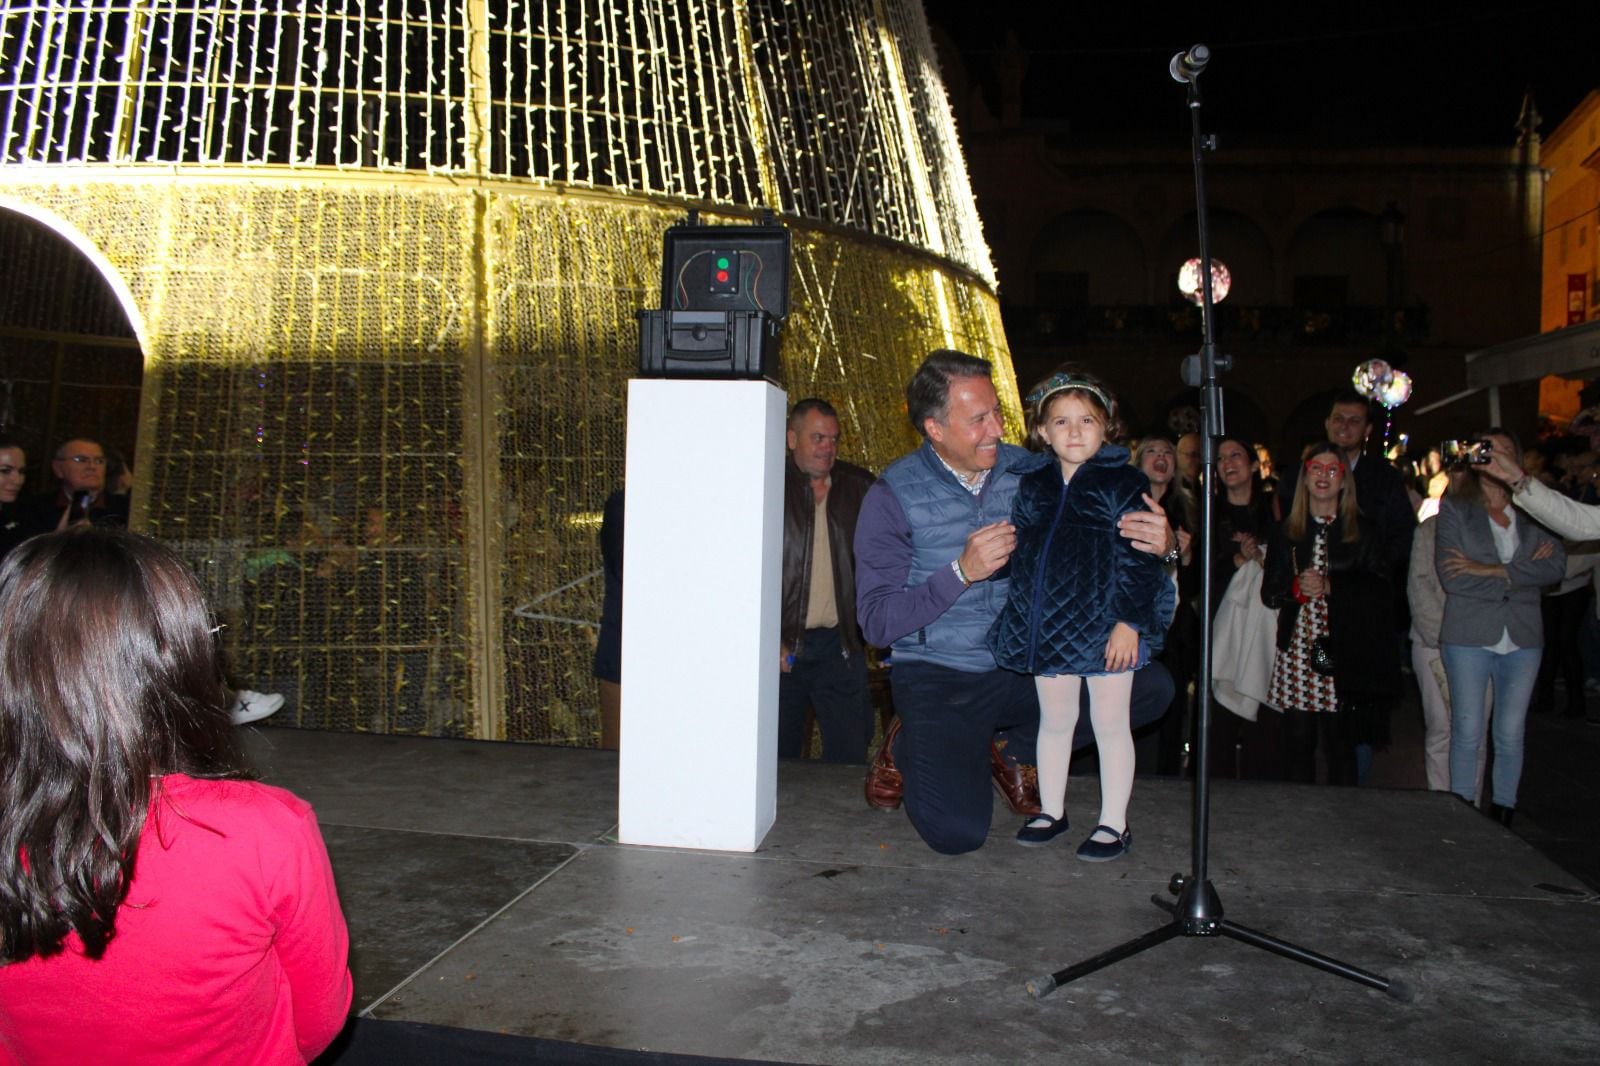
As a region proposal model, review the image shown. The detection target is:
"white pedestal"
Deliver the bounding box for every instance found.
[617,379,786,851]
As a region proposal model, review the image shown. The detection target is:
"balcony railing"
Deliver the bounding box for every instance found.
[1003,302,1430,348]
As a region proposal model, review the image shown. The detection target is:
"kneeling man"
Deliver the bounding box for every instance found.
[854,351,1175,854]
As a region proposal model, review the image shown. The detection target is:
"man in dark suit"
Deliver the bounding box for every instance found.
[1323,391,1416,573]
[25,437,129,533]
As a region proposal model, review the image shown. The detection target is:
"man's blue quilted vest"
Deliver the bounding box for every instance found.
[878,440,1036,672]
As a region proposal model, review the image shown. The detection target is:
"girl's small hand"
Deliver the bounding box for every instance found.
[1176,527,1192,564]
[1105,622,1139,672]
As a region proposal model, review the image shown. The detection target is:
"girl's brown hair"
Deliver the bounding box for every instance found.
[1024,366,1124,448]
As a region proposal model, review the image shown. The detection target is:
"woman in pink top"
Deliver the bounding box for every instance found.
[0,528,352,1065]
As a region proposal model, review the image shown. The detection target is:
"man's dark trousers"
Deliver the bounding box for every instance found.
[778,626,873,763]
[889,660,1174,855]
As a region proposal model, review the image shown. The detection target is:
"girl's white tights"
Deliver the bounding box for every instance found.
[1031,671,1136,838]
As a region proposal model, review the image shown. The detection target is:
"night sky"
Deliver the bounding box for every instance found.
[922,2,1598,147]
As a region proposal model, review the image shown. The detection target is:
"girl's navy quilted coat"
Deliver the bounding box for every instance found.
[987,443,1169,676]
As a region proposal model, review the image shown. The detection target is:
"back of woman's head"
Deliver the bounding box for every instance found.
[0,528,244,962]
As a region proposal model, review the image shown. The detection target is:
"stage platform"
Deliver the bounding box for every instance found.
[241,728,1600,1065]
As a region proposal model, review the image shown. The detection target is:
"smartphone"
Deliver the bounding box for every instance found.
[1440,439,1492,467]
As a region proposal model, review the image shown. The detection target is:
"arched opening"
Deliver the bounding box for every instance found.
[1287,208,1387,308]
[0,207,143,511]
[1154,389,1273,455]
[1027,209,1148,306]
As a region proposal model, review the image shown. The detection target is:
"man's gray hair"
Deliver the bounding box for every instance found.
[905,350,991,438]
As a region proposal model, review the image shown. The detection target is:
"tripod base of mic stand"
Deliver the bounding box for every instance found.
[1026,875,1413,1003]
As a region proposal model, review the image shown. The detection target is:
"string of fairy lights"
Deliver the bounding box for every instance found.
[0,1,1010,744]
[0,0,993,283]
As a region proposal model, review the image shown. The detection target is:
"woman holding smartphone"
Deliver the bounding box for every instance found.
[1435,429,1565,825]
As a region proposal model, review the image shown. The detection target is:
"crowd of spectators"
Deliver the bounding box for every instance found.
[1190,388,1600,831]
[8,360,1600,1057]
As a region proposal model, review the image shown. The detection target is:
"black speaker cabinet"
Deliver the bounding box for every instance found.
[659,221,790,318]
[637,309,780,381]
[638,219,790,380]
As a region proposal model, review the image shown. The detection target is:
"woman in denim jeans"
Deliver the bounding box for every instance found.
[1436,429,1565,826]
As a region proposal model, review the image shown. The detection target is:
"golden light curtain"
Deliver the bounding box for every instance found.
[0,1,1017,742]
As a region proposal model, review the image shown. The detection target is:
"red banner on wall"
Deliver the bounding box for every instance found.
[1570,273,1589,325]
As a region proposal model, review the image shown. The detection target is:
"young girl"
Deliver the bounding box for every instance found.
[987,372,1168,859]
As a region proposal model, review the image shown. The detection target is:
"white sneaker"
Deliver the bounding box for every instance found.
[231,690,286,725]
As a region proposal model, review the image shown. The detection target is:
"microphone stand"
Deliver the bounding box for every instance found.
[1027,45,1410,1003]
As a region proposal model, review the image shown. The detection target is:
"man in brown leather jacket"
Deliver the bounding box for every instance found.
[780,399,876,762]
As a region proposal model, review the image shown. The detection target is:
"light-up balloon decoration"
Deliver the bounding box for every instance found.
[1352,358,1391,399]
[1375,371,1412,410]
[1351,359,1413,450]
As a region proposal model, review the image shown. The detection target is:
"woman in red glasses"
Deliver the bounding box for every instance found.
[1261,440,1397,784]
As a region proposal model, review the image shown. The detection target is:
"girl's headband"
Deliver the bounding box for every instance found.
[1025,372,1114,421]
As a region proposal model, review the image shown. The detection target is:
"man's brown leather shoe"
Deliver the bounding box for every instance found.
[865,716,903,810]
[991,739,1042,816]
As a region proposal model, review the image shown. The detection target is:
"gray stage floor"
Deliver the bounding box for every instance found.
[244,728,1600,1065]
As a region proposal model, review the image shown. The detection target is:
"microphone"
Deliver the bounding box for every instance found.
[1169,43,1210,84]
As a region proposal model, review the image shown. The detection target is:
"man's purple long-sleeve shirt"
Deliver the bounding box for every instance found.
[853,479,970,649]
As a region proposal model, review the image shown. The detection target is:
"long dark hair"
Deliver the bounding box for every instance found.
[0,528,247,963]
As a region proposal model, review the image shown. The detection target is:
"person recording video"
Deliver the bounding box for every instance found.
[1480,436,1600,540]
[24,436,130,533]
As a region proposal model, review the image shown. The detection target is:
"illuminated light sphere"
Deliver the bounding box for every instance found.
[1376,370,1413,410]
[1352,358,1393,399]
[1177,257,1231,305]
[0,1,1011,745]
